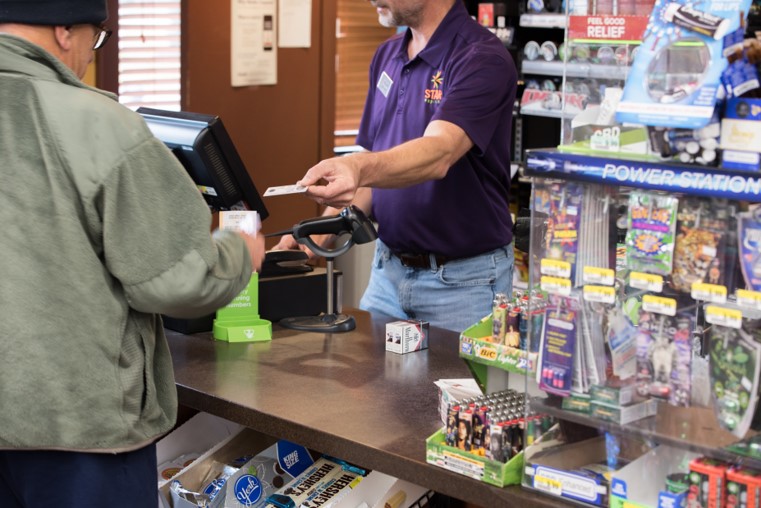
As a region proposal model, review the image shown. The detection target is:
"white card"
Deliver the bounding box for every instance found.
[263,184,308,197]
[219,210,260,236]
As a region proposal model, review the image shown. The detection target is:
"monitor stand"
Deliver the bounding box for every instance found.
[278,257,355,332]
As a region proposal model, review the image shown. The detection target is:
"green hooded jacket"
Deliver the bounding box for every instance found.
[0,35,253,452]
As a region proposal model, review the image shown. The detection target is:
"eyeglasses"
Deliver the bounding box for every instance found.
[92,24,112,50]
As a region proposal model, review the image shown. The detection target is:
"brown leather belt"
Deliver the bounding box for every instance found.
[393,251,454,269]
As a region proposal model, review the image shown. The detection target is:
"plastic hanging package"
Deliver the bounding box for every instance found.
[626,191,679,276]
[709,324,761,437]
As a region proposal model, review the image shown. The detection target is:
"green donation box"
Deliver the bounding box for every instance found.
[212,272,272,342]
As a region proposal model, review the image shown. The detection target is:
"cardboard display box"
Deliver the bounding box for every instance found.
[156,412,244,507]
[609,444,699,508]
[332,470,430,508]
[524,435,649,506]
[159,428,277,507]
[426,428,523,488]
[459,315,538,375]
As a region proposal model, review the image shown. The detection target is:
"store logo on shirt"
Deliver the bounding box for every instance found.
[424,70,444,104]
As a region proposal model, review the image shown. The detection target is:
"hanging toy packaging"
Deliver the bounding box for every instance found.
[616,0,752,129]
[708,323,761,437]
[635,311,693,406]
[738,206,761,292]
[625,191,679,276]
[537,295,579,397]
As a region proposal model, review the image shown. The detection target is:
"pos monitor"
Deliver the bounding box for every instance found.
[137,107,268,220]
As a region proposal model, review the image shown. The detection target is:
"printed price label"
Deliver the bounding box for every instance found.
[642,295,677,316]
[690,282,727,303]
[737,289,761,311]
[590,126,621,152]
[583,266,615,286]
[629,272,663,292]
[705,305,743,329]
[583,285,616,304]
[534,475,563,496]
[541,258,572,278]
[541,276,572,296]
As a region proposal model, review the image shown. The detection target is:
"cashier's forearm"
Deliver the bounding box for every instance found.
[354,120,472,188]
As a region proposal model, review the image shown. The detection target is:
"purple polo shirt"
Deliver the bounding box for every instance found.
[357,1,517,259]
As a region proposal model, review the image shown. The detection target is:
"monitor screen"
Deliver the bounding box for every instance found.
[137,107,269,220]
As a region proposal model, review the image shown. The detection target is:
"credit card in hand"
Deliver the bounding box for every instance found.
[263,184,308,197]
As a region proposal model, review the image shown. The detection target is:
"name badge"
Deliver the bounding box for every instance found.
[377,71,393,98]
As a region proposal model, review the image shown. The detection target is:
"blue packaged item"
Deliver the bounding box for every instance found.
[616,0,752,128]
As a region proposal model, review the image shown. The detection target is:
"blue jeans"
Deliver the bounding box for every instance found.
[359,240,514,332]
[0,444,158,507]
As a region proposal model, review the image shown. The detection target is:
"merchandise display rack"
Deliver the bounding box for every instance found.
[521,147,761,506]
[514,0,761,504]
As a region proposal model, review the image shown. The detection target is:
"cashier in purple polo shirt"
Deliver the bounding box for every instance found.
[277,0,517,332]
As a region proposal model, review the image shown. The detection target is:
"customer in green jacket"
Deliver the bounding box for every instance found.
[0,0,264,505]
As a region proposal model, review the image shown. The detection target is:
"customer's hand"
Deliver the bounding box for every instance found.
[239,232,266,272]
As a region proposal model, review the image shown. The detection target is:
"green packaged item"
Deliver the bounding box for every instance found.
[625,192,679,276]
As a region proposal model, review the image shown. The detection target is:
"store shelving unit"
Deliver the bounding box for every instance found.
[522,145,761,504]
[516,12,567,133]
[514,0,761,503]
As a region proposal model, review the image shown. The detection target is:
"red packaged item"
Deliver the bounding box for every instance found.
[687,457,729,508]
[478,3,494,27]
[726,466,761,508]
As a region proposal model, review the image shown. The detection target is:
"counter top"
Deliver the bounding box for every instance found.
[166,310,561,507]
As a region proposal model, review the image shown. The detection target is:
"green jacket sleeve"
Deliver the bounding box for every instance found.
[99,137,253,318]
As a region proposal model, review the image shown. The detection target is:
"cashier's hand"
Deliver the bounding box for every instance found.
[273,234,330,260]
[299,156,361,209]
[239,232,266,272]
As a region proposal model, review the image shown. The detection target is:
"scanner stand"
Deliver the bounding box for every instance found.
[278,256,355,332]
[277,206,378,333]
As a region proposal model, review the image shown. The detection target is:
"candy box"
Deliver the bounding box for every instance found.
[162,428,277,508]
[224,440,314,507]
